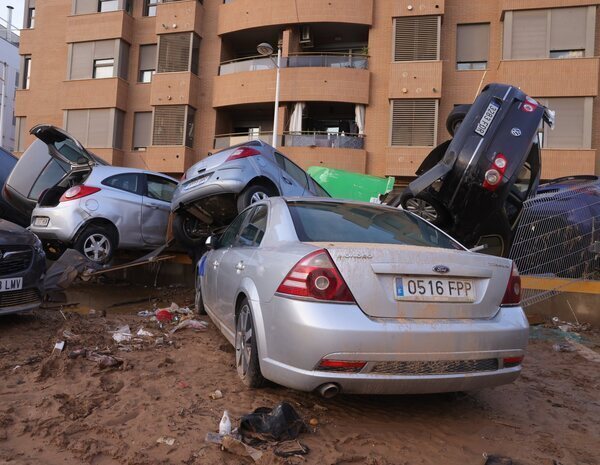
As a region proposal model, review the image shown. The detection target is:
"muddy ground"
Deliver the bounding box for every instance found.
[1,282,599,465]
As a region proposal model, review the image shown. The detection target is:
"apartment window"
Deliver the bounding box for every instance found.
[456,23,489,70]
[98,0,118,12]
[133,112,152,150]
[15,117,27,152]
[153,105,196,146]
[143,0,158,17]
[93,58,114,78]
[73,0,131,14]
[21,56,31,89]
[26,8,35,28]
[138,44,157,82]
[391,99,437,147]
[69,40,129,80]
[65,108,124,148]
[393,16,440,61]
[538,97,592,149]
[157,32,200,74]
[504,7,596,59]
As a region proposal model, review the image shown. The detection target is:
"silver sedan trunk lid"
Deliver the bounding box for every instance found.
[322,243,512,319]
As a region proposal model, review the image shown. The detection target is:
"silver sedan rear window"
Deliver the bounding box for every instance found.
[288,201,463,250]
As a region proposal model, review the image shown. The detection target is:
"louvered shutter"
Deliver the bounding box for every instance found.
[550,7,587,52]
[153,106,186,145]
[394,16,439,61]
[545,98,585,149]
[66,110,89,145]
[391,99,437,147]
[456,23,490,63]
[158,33,191,73]
[512,10,548,59]
[88,109,112,148]
[70,42,94,79]
[139,44,157,71]
[133,112,152,148]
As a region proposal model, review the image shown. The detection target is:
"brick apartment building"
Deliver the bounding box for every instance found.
[14,0,600,180]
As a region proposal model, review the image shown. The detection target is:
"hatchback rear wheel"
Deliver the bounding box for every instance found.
[235,298,265,388]
[74,225,115,264]
[237,184,276,213]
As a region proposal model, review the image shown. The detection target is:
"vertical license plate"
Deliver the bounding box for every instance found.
[475,102,500,137]
[395,277,476,302]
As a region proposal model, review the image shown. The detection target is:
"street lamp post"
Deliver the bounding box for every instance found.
[257,42,281,149]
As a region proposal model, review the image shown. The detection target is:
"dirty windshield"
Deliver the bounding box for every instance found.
[287,201,463,250]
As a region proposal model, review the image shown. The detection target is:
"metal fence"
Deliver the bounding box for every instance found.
[508,178,600,307]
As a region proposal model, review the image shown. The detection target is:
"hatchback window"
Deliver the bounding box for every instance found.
[219,208,253,248]
[288,201,463,250]
[146,175,177,202]
[102,173,140,194]
[237,205,268,247]
[28,158,70,200]
[274,152,309,189]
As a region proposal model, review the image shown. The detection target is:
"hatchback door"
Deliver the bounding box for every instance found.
[141,174,178,245]
[30,125,99,169]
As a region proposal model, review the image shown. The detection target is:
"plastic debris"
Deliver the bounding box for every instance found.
[86,351,123,368]
[210,389,223,400]
[136,328,154,337]
[156,309,174,323]
[219,410,232,436]
[156,436,175,446]
[221,435,263,463]
[137,310,155,317]
[53,341,65,353]
[112,325,132,343]
[274,440,310,458]
[553,342,576,353]
[62,330,80,341]
[170,319,209,334]
[240,402,307,445]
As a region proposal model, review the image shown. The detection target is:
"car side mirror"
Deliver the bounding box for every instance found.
[205,235,219,250]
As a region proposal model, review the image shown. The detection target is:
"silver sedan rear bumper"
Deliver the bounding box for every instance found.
[254,296,529,394]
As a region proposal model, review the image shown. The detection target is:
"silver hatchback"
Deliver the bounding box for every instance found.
[196,198,529,397]
[28,126,178,263]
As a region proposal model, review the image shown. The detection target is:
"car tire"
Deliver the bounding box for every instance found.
[400,191,450,227]
[195,273,206,315]
[172,212,210,252]
[235,298,266,388]
[446,104,471,137]
[236,184,276,213]
[73,224,116,264]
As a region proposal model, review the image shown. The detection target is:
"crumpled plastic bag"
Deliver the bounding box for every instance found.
[170,319,209,333]
[239,402,307,445]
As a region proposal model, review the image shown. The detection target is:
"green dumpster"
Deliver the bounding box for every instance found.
[307,166,395,203]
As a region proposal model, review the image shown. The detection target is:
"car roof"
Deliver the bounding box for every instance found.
[89,165,178,182]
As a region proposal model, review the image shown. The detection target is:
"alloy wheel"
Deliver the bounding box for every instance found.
[83,233,111,262]
[405,197,438,222]
[236,304,253,378]
[250,191,269,204]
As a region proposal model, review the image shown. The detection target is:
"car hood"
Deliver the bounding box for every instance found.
[0,219,38,246]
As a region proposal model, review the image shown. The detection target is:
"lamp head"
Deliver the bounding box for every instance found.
[257,42,274,56]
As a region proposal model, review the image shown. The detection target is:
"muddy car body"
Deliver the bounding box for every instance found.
[398,83,554,256]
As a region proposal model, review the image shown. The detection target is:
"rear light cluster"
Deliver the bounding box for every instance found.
[59,185,101,202]
[317,358,366,373]
[503,356,524,368]
[226,147,260,162]
[501,263,521,306]
[276,249,355,303]
[483,154,507,191]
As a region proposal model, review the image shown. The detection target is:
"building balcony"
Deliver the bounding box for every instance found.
[213,67,370,107]
[218,0,373,35]
[151,72,200,107]
[213,131,365,151]
[17,28,34,55]
[60,78,129,111]
[143,146,195,173]
[219,53,368,76]
[155,0,203,36]
[496,58,599,97]
[66,10,134,44]
[388,61,443,99]
[500,0,588,13]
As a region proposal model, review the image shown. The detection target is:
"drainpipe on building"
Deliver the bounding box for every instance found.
[6,5,13,42]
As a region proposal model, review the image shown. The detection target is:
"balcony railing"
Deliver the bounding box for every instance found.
[218,52,369,76]
[213,131,365,150]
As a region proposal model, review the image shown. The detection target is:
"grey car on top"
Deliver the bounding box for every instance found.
[171,140,329,249]
[195,197,528,396]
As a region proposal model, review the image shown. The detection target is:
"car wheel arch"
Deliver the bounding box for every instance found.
[245,176,279,196]
[234,280,267,360]
[73,218,120,248]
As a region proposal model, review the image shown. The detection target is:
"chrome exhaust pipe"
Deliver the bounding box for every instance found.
[317,383,340,399]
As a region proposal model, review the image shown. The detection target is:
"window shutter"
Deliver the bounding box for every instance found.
[88,109,112,147]
[512,10,548,59]
[394,16,439,61]
[456,23,490,62]
[74,0,98,14]
[550,7,587,52]
[139,44,157,70]
[70,42,94,79]
[158,33,191,73]
[66,110,89,145]
[153,105,186,145]
[545,98,585,149]
[94,39,116,59]
[391,99,437,147]
[133,112,152,148]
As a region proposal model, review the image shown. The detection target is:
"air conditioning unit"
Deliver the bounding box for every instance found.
[300,26,313,48]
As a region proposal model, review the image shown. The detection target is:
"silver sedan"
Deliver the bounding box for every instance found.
[195,198,529,397]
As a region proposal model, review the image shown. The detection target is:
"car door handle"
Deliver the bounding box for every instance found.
[235,261,245,271]
[282,177,293,185]
[147,203,161,209]
[213,260,219,269]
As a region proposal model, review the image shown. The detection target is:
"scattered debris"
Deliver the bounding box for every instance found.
[88,308,106,318]
[569,341,600,363]
[85,351,123,369]
[136,328,154,337]
[553,342,576,353]
[111,325,132,343]
[551,317,591,333]
[53,341,65,354]
[240,402,307,445]
[309,418,319,427]
[219,410,232,436]
[156,436,176,446]
[484,455,513,465]
[221,435,263,463]
[210,389,223,400]
[62,330,80,341]
[170,319,209,334]
[274,440,309,458]
[137,310,155,317]
[156,309,174,323]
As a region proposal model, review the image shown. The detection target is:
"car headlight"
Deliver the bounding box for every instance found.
[32,235,44,254]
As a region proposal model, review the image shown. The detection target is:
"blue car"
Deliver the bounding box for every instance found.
[0,148,28,227]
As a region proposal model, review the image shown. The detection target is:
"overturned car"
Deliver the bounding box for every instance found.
[390,83,555,256]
